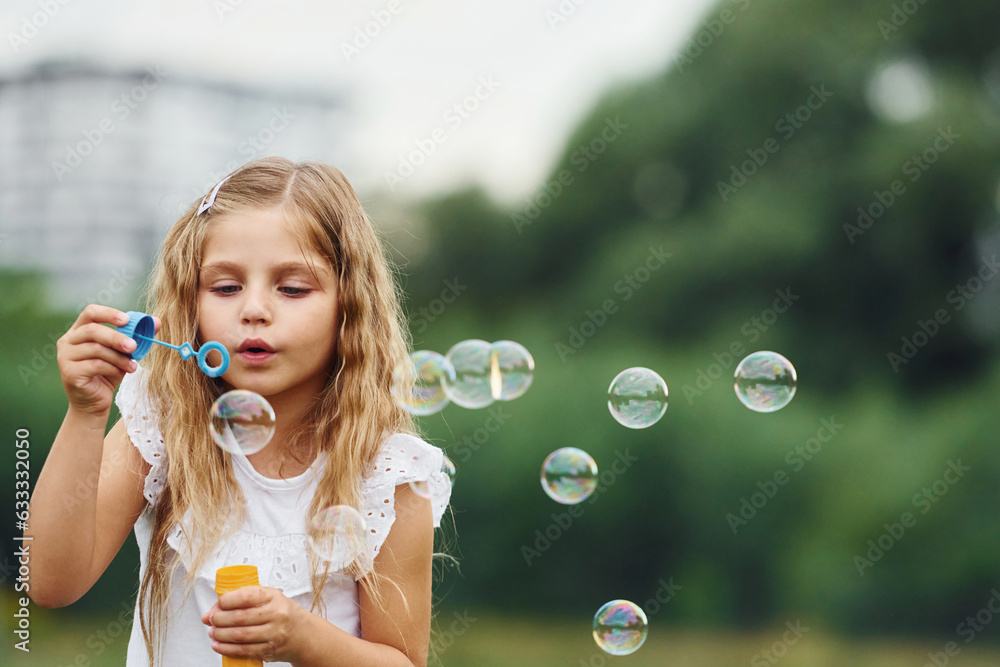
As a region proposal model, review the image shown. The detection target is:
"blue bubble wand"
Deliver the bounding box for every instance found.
[117,311,229,378]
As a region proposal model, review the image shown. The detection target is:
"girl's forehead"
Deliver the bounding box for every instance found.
[200,209,334,271]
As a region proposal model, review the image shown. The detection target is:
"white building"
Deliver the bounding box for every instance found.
[0,59,351,310]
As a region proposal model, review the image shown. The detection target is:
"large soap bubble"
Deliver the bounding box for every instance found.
[392,350,456,416]
[209,390,276,455]
[608,367,668,428]
[444,339,494,409]
[489,340,534,401]
[734,351,797,412]
[307,505,368,571]
[541,447,598,505]
[593,599,648,656]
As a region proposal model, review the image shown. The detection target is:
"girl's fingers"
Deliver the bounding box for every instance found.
[64,322,137,355]
[210,622,271,645]
[201,605,219,626]
[71,304,131,329]
[217,587,269,610]
[209,605,270,629]
[70,359,130,384]
[63,342,137,373]
[211,638,275,661]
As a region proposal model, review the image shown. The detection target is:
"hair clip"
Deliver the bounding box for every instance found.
[197,175,232,215]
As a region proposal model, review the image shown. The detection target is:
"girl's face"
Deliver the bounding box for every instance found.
[197,207,339,404]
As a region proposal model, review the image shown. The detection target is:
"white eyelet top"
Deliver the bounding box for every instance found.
[115,366,451,667]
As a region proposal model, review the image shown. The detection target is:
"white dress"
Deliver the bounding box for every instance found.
[115,367,452,667]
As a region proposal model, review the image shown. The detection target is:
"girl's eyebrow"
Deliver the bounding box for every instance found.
[200,261,242,277]
[272,261,333,278]
[200,261,332,278]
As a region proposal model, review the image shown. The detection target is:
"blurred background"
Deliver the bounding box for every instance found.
[4,0,1000,665]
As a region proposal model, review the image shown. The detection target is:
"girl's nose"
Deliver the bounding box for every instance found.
[240,288,272,325]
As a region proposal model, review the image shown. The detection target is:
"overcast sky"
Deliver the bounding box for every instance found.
[3,0,715,203]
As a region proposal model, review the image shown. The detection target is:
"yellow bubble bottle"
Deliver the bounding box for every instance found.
[214,565,263,667]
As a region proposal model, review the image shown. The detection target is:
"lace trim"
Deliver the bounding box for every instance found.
[165,522,344,597]
[362,433,451,564]
[114,366,166,505]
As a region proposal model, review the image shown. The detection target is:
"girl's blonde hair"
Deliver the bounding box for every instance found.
[138,157,416,664]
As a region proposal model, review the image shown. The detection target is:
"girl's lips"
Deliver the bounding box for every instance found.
[239,350,276,366]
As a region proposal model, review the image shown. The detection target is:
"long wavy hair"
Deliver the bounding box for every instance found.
[137,157,417,664]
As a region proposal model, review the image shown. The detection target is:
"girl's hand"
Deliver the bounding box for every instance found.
[201,586,307,663]
[56,305,160,419]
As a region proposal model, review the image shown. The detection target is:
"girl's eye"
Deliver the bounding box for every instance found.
[210,285,240,295]
[280,286,310,296]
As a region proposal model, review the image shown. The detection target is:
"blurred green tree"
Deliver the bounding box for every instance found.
[400,0,1000,638]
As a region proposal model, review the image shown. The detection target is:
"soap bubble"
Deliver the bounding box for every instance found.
[209,390,276,455]
[734,351,797,412]
[444,339,494,409]
[489,341,534,401]
[392,350,456,416]
[593,600,648,656]
[307,505,368,571]
[541,447,598,505]
[408,480,431,499]
[607,367,668,428]
[441,455,456,485]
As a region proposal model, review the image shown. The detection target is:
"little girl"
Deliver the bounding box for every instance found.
[27,157,451,666]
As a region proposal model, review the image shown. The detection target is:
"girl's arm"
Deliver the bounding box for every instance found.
[25,305,150,608]
[205,483,434,666]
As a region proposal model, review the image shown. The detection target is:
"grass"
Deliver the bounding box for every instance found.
[433,611,1000,666]
[8,598,1000,666]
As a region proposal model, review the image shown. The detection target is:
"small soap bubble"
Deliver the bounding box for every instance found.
[441,455,456,485]
[307,505,368,571]
[593,600,648,656]
[734,351,797,412]
[541,447,598,505]
[607,367,668,429]
[489,341,534,401]
[409,480,431,499]
[443,339,494,409]
[392,350,455,416]
[209,390,276,455]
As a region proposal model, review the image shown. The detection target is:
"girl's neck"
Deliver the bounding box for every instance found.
[245,388,319,480]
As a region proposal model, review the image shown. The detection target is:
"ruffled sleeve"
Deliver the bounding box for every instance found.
[114,366,167,506]
[361,434,452,565]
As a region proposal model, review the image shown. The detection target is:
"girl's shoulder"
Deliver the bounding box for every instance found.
[361,432,451,562]
[370,432,445,481]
